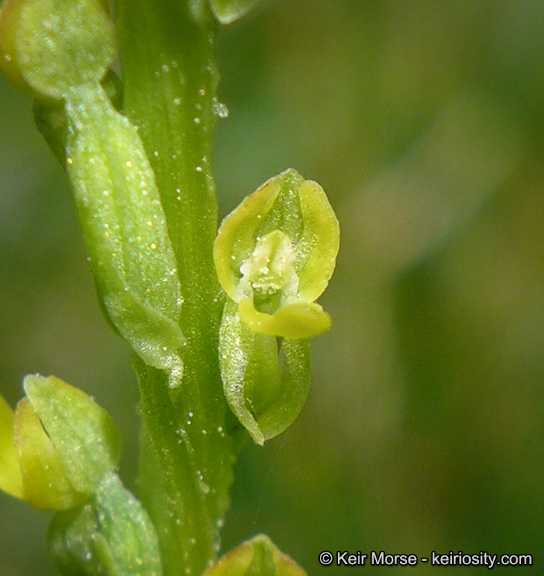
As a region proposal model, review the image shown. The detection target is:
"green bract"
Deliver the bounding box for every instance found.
[214,169,339,444]
[65,85,186,388]
[49,472,163,576]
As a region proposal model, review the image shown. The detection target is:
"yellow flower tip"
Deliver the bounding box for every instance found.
[239,299,332,339]
[0,394,24,500]
[214,173,282,301]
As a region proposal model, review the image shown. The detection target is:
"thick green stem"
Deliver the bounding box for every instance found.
[116,2,233,575]
[135,362,230,576]
[116,1,219,294]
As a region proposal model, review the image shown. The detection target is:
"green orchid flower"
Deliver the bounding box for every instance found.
[214,169,339,444]
[214,168,339,339]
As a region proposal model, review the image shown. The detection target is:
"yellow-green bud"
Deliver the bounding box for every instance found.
[0,0,114,98]
[203,534,307,576]
[0,375,121,510]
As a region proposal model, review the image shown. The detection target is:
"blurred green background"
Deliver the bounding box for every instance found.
[1,0,544,574]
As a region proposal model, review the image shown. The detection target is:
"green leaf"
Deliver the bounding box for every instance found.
[209,0,264,25]
[203,534,307,576]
